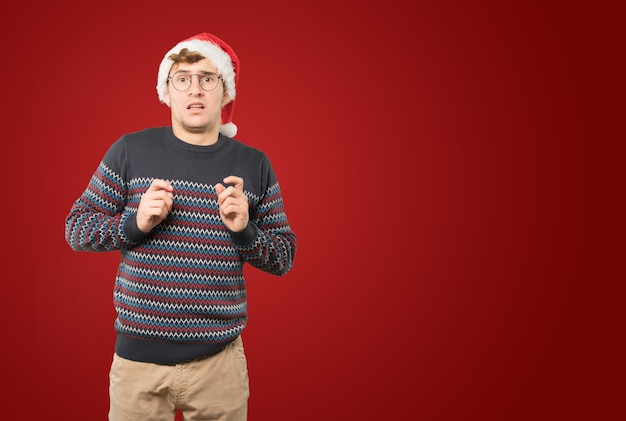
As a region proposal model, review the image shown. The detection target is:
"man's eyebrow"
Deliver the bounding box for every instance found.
[173,70,218,75]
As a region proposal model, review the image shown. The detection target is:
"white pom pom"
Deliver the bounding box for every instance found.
[220,122,238,138]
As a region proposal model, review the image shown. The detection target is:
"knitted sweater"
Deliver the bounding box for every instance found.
[65,127,296,364]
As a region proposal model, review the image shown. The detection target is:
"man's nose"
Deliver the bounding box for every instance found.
[188,75,204,95]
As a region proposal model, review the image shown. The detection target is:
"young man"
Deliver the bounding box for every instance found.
[65,32,296,421]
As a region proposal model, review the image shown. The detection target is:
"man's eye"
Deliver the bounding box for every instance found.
[177,76,189,83]
[202,76,213,83]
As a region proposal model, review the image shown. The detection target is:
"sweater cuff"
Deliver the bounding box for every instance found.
[229,222,257,247]
[123,213,150,243]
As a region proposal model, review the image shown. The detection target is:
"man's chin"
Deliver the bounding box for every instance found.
[182,123,212,134]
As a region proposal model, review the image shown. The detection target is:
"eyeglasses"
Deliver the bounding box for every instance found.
[167,71,223,92]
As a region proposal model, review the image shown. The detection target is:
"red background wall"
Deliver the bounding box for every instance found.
[1,0,624,419]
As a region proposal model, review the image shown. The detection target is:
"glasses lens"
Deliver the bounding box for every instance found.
[171,73,191,91]
[199,74,219,91]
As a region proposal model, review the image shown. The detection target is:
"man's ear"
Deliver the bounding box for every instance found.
[164,90,171,107]
[222,93,231,106]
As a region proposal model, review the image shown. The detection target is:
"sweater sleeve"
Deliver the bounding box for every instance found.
[64,139,144,251]
[230,157,296,276]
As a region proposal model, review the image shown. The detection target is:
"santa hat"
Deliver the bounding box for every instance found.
[156,33,240,138]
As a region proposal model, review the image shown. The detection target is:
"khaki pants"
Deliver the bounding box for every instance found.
[108,336,249,421]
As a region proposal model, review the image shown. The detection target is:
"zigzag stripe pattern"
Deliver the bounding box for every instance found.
[106,177,252,343]
[65,131,296,347]
[115,290,246,317]
[65,162,132,251]
[114,317,245,342]
[243,182,296,275]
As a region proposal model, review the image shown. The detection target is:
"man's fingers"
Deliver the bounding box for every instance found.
[220,197,244,213]
[214,177,249,233]
[222,176,244,191]
[145,179,174,207]
[149,178,174,193]
[218,189,248,208]
[144,198,171,214]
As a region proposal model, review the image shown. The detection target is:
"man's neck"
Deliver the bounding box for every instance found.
[172,125,220,146]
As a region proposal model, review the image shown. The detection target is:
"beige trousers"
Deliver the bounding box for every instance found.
[108,336,249,421]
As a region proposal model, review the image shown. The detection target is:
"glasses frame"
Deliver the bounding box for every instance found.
[167,71,224,92]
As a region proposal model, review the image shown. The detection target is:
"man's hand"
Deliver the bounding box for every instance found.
[136,179,174,233]
[215,176,249,232]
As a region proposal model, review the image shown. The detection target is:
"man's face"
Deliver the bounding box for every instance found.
[164,58,229,136]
